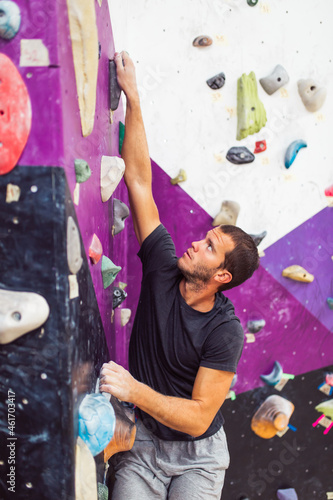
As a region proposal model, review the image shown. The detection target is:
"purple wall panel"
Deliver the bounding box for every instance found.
[57,0,125,357]
[261,207,333,332]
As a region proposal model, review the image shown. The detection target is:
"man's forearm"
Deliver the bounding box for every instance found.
[122,96,152,187]
[132,381,208,438]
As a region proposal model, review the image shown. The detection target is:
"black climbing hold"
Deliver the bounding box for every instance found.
[109,59,122,111]
[113,287,127,309]
[249,230,267,246]
[98,41,101,59]
[206,72,225,90]
[226,147,255,165]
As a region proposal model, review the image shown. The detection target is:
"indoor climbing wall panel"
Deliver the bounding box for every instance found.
[109,1,333,499]
[0,0,128,499]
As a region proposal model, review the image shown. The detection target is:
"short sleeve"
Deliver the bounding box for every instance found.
[200,320,244,373]
[138,224,177,275]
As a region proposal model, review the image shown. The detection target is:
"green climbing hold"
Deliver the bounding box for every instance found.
[237,72,267,141]
[247,0,258,6]
[119,121,125,154]
[75,159,92,183]
[98,483,109,500]
[101,256,121,289]
[315,399,333,420]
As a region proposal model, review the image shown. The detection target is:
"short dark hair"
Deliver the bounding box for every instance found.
[217,225,260,292]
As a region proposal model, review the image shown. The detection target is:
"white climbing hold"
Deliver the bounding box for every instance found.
[67,216,83,274]
[100,156,125,202]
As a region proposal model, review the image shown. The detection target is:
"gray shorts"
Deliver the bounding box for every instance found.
[110,419,230,500]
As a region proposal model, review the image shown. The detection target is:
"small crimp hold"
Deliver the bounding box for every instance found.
[113,287,127,309]
[75,159,92,183]
[247,0,258,5]
[297,78,327,113]
[284,140,307,169]
[282,265,314,283]
[170,169,187,185]
[249,231,267,247]
[259,65,289,95]
[113,199,130,235]
[212,200,240,226]
[226,146,255,164]
[260,361,283,386]
[0,1,21,39]
[192,35,213,47]
[109,59,122,111]
[89,234,103,265]
[247,319,265,333]
[206,72,225,90]
[327,298,333,310]
[254,140,266,154]
[6,183,21,203]
[101,256,121,289]
[119,121,125,154]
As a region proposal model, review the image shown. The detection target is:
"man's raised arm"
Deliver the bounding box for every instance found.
[114,51,160,246]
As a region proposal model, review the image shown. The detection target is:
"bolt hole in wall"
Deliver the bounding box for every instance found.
[108,1,333,499]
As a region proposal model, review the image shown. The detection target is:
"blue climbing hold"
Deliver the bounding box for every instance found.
[78,393,116,456]
[0,1,21,40]
[260,361,283,386]
[277,488,298,500]
[284,140,307,168]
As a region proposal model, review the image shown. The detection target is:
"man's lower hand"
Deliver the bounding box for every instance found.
[99,361,138,403]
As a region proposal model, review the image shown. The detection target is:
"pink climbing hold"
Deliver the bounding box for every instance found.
[326,373,333,387]
[254,140,266,154]
[89,234,103,264]
[325,185,333,197]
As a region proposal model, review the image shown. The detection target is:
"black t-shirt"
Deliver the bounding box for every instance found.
[129,224,244,441]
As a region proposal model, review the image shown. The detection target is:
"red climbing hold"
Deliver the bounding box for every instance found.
[325,185,333,197]
[254,140,266,154]
[0,54,32,175]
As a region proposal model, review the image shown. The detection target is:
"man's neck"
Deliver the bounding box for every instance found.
[179,278,217,313]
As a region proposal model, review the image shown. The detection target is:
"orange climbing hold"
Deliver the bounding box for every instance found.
[0,54,32,175]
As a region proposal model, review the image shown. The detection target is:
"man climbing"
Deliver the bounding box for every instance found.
[99,51,260,499]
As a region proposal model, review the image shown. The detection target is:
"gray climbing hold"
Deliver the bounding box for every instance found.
[226,147,255,165]
[113,287,127,309]
[0,1,21,40]
[327,297,333,310]
[101,256,121,289]
[75,159,92,183]
[192,35,213,47]
[260,361,283,386]
[277,488,298,500]
[247,319,265,333]
[113,199,130,235]
[297,78,327,112]
[109,59,122,111]
[206,72,225,90]
[259,65,289,95]
[284,140,307,168]
[0,289,50,344]
[67,216,83,274]
[249,231,267,247]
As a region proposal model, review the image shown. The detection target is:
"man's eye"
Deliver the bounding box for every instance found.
[208,245,212,251]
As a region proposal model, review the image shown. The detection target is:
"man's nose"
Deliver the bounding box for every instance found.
[191,241,200,252]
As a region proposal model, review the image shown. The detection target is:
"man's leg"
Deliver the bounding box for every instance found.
[110,419,169,500]
[166,426,230,500]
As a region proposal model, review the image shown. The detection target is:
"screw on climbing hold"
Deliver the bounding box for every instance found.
[170,169,187,185]
[247,319,265,333]
[277,488,298,500]
[0,1,21,40]
[75,159,92,183]
[109,59,122,111]
[100,156,125,202]
[254,140,266,154]
[260,361,283,386]
[226,146,255,165]
[113,287,127,309]
[284,140,307,169]
[212,201,240,226]
[297,78,327,112]
[101,256,121,289]
[89,234,103,265]
[206,72,225,90]
[192,35,213,47]
[113,199,130,235]
[282,265,314,283]
[249,231,267,247]
[247,0,258,6]
[251,395,295,439]
[259,65,289,95]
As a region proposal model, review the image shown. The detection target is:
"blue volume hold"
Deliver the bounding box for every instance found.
[260,360,283,386]
[284,140,307,168]
[0,1,21,40]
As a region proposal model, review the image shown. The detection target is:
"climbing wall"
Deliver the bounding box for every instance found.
[108,1,333,499]
[0,1,129,499]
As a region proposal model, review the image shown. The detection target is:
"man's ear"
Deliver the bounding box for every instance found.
[213,269,232,286]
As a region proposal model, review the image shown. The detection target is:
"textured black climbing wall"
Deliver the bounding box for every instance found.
[221,365,333,500]
[0,166,109,500]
